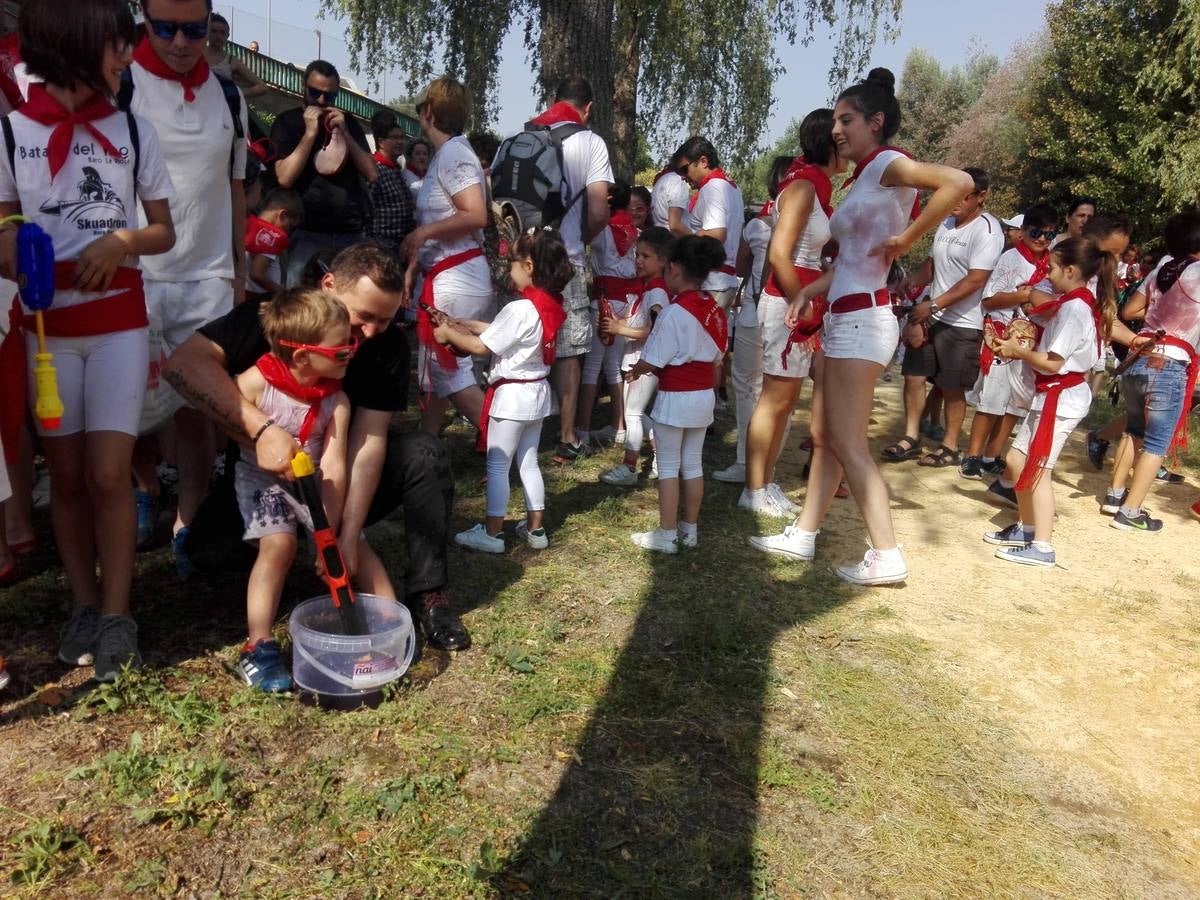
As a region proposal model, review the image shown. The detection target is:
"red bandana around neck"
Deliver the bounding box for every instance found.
[245,215,290,255]
[673,289,727,350]
[776,157,834,217]
[133,36,209,102]
[608,208,638,257]
[841,145,920,221]
[1015,241,1051,286]
[255,352,341,446]
[373,150,397,169]
[521,285,567,365]
[405,157,426,178]
[529,101,584,128]
[1028,285,1103,355]
[688,168,735,212]
[20,84,121,179]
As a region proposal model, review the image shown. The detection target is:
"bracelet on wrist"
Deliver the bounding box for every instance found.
[251,418,276,444]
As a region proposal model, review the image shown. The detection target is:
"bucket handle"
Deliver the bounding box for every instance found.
[293,639,409,691]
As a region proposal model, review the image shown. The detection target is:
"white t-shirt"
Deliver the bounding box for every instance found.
[650,170,688,229]
[416,135,491,297]
[982,247,1041,326]
[590,222,637,280]
[0,107,174,312]
[643,301,722,427]
[130,63,247,282]
[687,177,743,292]
[621,285,668,369]
[1033,297,1099,419]
[480,297,552,420]
[930,213,1004,330]
[402,167,424,195]
[741,216,772,327]
[246,253,281,295]
[828,150,918,302]
[555,125,613,268]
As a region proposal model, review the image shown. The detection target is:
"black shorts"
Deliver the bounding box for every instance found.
[900,321,982,391]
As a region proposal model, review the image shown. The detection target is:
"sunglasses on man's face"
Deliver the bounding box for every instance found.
[307,86,339,103]
[278,337,358,363]
[1026,227,1058,240]
[146,16,209,41]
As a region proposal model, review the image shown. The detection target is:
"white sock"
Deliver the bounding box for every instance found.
[678,521,698,536]
[1032,540,1053,552]
[999,477,1016,489]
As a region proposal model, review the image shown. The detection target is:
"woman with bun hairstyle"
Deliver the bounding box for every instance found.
[627,236,728,553]
[740,110,845,517]
[750,68,973,585]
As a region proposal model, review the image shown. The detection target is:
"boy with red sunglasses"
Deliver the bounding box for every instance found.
[231,287,352,692]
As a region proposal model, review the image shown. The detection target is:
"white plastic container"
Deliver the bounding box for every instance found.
[288,593,415,699]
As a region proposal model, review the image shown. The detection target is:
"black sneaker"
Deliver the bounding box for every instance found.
[959,456,983,479]
[1099,488,1128,515]
[981,458,1006,477]
[1111,509,1163,533]
[987,479,1018,508]
[1085,429,1109,470]
[1155,467,1185,485]
[553,441,587,462]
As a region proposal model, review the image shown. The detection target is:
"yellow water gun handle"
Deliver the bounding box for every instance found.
[2,214,63,431]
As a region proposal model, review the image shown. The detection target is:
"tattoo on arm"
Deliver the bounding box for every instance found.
[163,368,243,434]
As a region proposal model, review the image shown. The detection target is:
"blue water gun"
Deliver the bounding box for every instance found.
[3,216,62,429]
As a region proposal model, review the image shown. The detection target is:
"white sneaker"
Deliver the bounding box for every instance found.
[600,464,638,486]
[677,528,698,548]
[748,525,817,560]
[712,462,746,483]
[835,546,907,586]
[454,523,505,554]
[766,483,801,514]
[515,520,549,550]
[631,528,678,553]
[738,488,792,518]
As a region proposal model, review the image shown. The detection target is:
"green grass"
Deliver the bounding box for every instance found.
[0,410,1183,896]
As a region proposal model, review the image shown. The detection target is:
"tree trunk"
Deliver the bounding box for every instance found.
[609,1,639,182]
[537,0,615,142]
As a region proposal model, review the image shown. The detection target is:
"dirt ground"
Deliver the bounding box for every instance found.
[784,377,1200,888]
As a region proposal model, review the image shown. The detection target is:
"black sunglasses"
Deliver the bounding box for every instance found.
[1026,227,1058,240]
[307,86,339,103]
[146,16,209,41]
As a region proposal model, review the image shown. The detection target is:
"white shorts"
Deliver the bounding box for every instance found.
[1006,360,1035,417]
[235,459,309,540]
[758,293,811,378]
[1012,410,1084,471]
[25,328,149,437]
[967,363,1012,416]
[821,305,898,368]
[145,277,234,354]
[425,288,494,397]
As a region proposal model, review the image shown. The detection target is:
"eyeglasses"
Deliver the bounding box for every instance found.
[307,86,339,104]
[146,16,209,41]
[1026,227,1058,240]
[278,336,358,363]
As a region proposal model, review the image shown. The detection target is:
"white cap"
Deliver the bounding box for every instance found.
[1001,213,1024,229]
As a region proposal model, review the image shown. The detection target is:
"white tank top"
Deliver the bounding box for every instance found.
[763,184,831,297]
[827,149,917,302]
[257,382,339,459]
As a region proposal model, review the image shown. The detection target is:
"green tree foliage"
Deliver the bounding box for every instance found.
[895,44,998,162]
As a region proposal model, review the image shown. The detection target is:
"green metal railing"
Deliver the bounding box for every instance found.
[225,41,420,137]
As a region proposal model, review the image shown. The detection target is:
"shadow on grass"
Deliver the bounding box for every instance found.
[495,476,850,896]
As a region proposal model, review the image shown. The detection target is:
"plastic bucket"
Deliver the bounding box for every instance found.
[288,594,415,699]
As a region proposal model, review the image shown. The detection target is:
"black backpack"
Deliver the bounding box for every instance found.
[490,120,586,233]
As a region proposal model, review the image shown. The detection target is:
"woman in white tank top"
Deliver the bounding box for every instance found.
[749,68,974,587]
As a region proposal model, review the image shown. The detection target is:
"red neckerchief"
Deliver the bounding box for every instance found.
[529,101,584,128]
[245,215,290,255]
[133,36,210,103]
[641,277,668,302]
[522,286,567,365]
[688,168,735,213]
[759,200,773,217]
[255,353,341,446]
[19,84,122,179]
[373,150,397,169]
[405,158,426,178]
[1014,241,1051,286]
[1028,286,1102,355]
[673,289,727,351]
[608,208,638,257]
[651,167,675,187]
[776,157,833,217]
[841,145,919,221]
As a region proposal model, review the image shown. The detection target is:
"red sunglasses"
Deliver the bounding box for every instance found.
[278,336,358,363]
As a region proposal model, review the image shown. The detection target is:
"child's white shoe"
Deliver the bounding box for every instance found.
[455,524,505,554]
[631,528,678,554]
[835,545,907,585]
[748,525,817,560]
[515,520,549,550]
[766,483,801,514]
[600,464,638,486]
[738,488,792,518]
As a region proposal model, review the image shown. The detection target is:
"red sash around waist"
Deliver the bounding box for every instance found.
[658,360,715,392]
[1014,370,1087,492]
[593,276,641,301]
[769,266,826,371]
[1139,332,1199,463]
[417,247,485,371]
[477,377,545,451]
[829,288,890,315]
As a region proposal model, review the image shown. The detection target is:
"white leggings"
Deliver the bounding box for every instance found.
[486,417,545,518]
[623,371,658,452]
[582,301,628,386]
[654,423,705,480]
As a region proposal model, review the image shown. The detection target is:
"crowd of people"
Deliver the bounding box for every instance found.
[0,0,1196,696]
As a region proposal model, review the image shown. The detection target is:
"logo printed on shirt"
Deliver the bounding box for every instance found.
[37,165,128,232]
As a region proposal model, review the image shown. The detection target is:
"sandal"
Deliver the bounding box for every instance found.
[918,445,961,467]
[881,435,922,461]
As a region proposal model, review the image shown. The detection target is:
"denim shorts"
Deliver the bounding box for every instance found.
[1122,354,1191,456]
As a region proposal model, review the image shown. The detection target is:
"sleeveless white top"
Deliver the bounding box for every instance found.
[763,185,831,297]
[827,149,917,301]
[258,382,339,459]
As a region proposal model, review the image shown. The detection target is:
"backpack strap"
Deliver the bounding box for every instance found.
[125,111,140,186]
[212,72,244,179]
[1,115,14,181]
[543,122,586,228]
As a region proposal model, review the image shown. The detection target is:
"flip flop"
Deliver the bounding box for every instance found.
[881,435,921,461]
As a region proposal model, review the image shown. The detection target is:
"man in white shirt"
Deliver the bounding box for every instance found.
[650,147,690,236]
[676,136,744,311]
[130,0,249,576]
[537,76,613,460]
[899,168,1004,465]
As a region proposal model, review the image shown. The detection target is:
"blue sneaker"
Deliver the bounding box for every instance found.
[172,527,194,580]
[987,479,1018,508]
[238,639,293,693]
[135,491,158,549]
[995,543,1056,568]
[983,523,1033,547]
